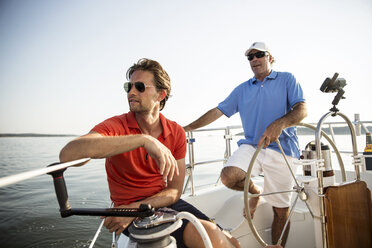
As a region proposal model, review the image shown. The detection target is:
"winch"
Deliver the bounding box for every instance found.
[126,208,181,248]
[47,162,212,248]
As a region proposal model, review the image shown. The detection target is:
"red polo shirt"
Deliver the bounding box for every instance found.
[91,111,186,206]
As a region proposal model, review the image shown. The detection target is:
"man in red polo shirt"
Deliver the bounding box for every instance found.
[59,58,240,248]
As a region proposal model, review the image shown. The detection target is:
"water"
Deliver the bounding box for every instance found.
[0,137,111,248]
[0,133,367,247]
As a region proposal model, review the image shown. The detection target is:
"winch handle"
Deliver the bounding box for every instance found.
[47,164,71,213]
[47,162,155,218]
[60,205,155,218]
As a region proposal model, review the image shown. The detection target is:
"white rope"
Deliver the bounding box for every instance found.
[128,212,213,247]
[89,202,115,248]
[89,218,105,248]
[176,212,213,248]
[0,158,90,188]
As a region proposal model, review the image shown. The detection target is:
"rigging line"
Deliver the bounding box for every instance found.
[89,217,105,248]
[89,202,113,248]
[0,158,90,188]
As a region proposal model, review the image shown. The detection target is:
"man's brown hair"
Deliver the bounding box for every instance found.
[126,58,171,111]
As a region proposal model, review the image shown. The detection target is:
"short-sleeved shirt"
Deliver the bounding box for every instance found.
[217,71,305,158]
[91,111,187,206]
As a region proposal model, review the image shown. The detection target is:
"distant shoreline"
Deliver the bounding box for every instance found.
[297,126,372,135]
[0,133,77,137]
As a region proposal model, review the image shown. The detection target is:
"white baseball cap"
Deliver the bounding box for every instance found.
[245,42,270,56]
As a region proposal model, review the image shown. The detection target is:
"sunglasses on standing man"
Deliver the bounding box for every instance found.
[247,51,268,61]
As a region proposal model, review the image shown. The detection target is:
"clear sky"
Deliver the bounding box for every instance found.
[0,0,371,135]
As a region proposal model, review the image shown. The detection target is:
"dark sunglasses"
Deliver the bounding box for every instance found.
[247,51,267,61]
[124,82,155,93]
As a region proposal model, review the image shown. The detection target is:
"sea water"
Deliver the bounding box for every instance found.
[0,137,111,247]
[0,133,367,247]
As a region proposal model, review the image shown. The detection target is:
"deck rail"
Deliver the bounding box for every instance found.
[183,114,372,195]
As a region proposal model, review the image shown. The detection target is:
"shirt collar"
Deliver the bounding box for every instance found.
[126,111,170,139]
[127,111,138,129]
[251,70,278,84]
[159,113,171,139]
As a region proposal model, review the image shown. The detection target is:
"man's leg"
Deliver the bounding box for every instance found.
[220,166,246,191]
[247,180,262,218]
[272,206,290,247]
[220,144,261,191]
[183,220,240,248]
[220,167,262,218]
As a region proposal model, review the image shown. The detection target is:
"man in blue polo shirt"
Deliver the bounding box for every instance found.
[183,42,307,247]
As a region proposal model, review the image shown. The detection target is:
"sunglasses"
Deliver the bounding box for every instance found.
[124,81,155,93]
[247,51,268,61]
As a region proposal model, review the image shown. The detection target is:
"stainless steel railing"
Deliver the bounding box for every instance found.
[183,126,242,195]
[182,114,372,195]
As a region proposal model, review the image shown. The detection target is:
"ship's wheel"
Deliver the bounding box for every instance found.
[243,123,346,247]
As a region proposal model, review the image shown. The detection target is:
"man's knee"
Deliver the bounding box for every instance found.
[184,220,230,248]
[220,167,245,189]
[220,167,235,188]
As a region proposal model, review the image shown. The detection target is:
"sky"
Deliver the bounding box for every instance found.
[0,0,371,135]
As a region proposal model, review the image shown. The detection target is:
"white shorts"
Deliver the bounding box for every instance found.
[224,144,298,208]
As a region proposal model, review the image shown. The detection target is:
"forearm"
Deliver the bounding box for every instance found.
[259,102,307,147]
[124,159,185,209]
[274,102,307,129]
[184,107,223,131]
[59,133,151,162]
[125,187,182,210]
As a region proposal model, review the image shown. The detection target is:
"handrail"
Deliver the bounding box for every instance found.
[192,159,226,166]
[191,121,372,136]
[183,126,243,194]
[190,125,242,132]
[183,114,371,194]
[0,158,91,188]
[190,120,372,133]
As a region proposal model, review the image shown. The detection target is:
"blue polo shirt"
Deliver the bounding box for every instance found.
[217,71,305,158]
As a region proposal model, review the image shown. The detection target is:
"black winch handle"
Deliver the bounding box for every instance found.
[47,163,71,213]
[59,204,155,218]
[47,162,155,218]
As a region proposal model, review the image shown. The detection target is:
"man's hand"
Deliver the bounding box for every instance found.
[183,125,192,132]
[143,135,179,181]
[102,215,135,236]
[258,102,307,148]
[258,120,284,148]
